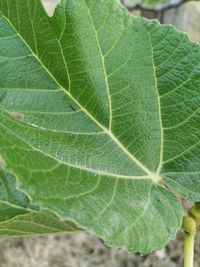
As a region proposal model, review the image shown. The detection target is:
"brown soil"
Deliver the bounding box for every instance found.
[0,231,200,267]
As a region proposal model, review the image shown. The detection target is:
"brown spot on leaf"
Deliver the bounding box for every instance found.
[10,112,24,121]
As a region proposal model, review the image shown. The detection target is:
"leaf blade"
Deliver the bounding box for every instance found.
[0,0,199,253]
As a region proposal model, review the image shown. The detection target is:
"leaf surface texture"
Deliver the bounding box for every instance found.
[0,0,199,253]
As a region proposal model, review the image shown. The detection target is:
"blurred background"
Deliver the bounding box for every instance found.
[123,0,200,43]
[1,0,200,266]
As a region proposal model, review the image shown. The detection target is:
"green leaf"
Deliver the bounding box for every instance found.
[0,204,78,237]
[143,0,167,8]
[0,171,78,236]
[0,0,199,253]
[0,170,29,208]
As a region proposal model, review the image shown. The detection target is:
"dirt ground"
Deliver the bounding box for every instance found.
[0,230,200,267]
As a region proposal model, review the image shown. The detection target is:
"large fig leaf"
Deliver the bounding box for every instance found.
[0,0,199,253]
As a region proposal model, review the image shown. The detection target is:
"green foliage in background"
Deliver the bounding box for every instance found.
[0,0,200,254]
[144,0,167,8]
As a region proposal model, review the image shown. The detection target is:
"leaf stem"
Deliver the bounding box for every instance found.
[182,202,200,267]
[184,229,195,267]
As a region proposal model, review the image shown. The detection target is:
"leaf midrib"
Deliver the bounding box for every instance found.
[0,12,161,183]
[147,31,164,175]
[86,3,112,130]
[0,117,150,180]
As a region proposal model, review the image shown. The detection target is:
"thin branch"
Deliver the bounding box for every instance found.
[123,0,197,13]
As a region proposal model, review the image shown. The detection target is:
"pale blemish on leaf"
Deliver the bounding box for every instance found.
[9,112,24,121]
